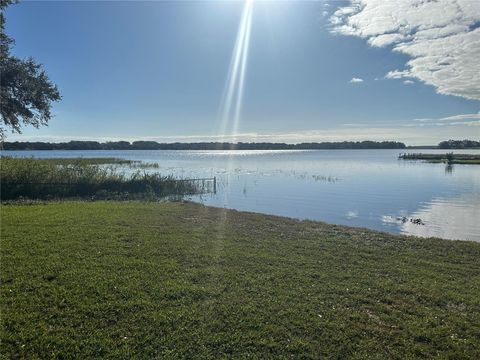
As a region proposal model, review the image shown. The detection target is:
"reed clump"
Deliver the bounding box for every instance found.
[0,157,203,200]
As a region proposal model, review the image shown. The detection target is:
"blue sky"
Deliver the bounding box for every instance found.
[5,0,480,145]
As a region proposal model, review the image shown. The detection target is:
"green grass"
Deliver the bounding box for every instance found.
[1,201,479,359]
[0,157,204,200]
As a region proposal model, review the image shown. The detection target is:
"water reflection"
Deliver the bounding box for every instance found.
[3,149,480,241]
[445,164,454,175]
[345,211,359,219]
[397,193,480,241]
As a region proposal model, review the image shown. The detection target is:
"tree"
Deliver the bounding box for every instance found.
[1,0,61,139]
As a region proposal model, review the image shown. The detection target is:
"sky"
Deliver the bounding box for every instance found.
[4,0,480,145]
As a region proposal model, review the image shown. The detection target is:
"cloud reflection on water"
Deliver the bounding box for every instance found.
[384,193,480,241]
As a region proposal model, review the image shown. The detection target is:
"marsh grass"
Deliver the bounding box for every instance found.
[38,157,139,166]
[32,157,160,168]
[399,153,480,164]
[126,162,160,169]
[0,157,206,200]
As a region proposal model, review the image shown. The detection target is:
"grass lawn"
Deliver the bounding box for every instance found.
[1,201,479,359]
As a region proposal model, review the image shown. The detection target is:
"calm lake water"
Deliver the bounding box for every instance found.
[3,149,480,241]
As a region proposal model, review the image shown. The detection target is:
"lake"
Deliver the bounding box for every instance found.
[3,149,480,241]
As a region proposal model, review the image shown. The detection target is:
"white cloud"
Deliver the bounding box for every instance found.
[385,70,411,80]
[330,0,480,100]
[368,33,405,47]
[414,113,480,122]
[403,80,414,85]
[450,120,480,126]
[350,77,364,83]
[341,112,480,128]
[397,193,480,240]
[6,125,477,146]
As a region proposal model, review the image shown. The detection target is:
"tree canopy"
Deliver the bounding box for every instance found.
[438,139,480,149]
[2,140,407,151]
[0,0,61,139]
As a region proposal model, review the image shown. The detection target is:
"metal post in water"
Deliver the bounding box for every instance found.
[213,176,217,194]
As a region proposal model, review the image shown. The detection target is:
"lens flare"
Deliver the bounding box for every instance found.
[218,0,254,141]
[214,0,254,226]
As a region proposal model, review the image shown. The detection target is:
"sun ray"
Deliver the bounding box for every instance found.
[218,0,254,140]
[232,3,253,141]
[214,0,254,242]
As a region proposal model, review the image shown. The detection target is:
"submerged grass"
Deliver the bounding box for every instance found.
[38,157,139,166]
[427,159,480,164]
[8,157,160,168]
[1,201,479,359]
[0,157,203,200]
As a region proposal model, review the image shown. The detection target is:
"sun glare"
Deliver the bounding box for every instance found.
[218,0,254,141]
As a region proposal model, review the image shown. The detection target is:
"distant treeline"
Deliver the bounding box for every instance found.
[438,139,480,149]
[1,140,406,151]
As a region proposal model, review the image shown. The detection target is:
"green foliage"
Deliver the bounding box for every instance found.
[0,0,61,137]
[1,202,480,358]
[438,139,480,149]
[0,1,17,57]
[0,157,203,200]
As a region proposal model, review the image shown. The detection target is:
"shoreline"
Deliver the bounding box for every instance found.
[2,200,479,358]
[2,199,477,242]
[189,202,478,243]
